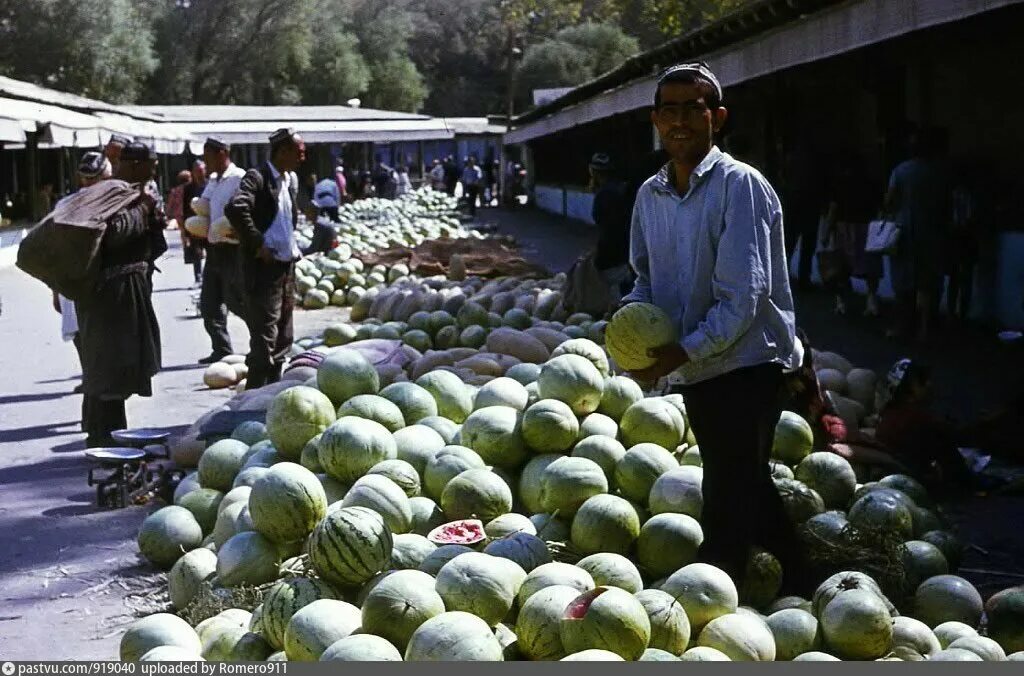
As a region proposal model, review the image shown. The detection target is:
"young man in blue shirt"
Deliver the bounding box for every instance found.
[624,63,808,591]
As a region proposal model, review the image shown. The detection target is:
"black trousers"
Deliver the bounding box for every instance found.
[677,363,807,590]
[82,395,127,447]
[244,259,295,389]
[201,244,245,357]
[465,185,481,215]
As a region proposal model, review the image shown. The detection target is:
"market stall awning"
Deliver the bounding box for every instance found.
[92,113,194,155]
[0,97,104,147]
[173,119,454,150]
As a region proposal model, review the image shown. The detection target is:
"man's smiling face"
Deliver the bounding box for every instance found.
[651,82,727,164]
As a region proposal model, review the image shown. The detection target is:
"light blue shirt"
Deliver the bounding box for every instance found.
[625,146,797,385]
[313,178,341,209]
[263,162,300,262]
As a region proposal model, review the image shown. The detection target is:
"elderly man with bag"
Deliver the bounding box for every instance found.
[75,143,166,446]
[225,128,305,389]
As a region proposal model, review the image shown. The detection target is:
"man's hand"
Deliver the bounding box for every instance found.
[629,343,690,384]
[256,246,275,263]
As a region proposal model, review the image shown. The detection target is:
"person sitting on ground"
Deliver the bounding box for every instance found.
[874,358,976,496]
[312,175,342,221]
[302,205,338,256]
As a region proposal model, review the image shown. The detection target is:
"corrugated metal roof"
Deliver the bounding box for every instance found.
[130,104,434,123]
[442,118,507,136]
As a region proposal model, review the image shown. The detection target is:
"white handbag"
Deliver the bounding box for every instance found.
[864,219,901,254]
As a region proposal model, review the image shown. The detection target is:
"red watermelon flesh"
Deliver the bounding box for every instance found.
[427,519,486,546]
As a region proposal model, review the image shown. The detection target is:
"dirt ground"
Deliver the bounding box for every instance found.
[1,206,1020,659]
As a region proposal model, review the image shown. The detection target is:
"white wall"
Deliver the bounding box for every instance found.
[533,183,595,224]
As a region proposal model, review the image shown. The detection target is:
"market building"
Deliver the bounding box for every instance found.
[505,0,1024,328]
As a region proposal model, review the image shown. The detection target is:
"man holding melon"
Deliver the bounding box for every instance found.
[611,62,807,591]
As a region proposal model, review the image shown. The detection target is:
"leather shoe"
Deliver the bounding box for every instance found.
[198,353,228,365]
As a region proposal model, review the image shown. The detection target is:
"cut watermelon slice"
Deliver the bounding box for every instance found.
[564,587,608,619]
[427,519,486,546]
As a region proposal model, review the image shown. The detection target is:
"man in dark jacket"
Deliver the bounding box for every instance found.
[76,142,165,446]
[589,152,633,297]
[225,128,305,389]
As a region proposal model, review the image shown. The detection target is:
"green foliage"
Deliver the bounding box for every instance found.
[516,22,638,98]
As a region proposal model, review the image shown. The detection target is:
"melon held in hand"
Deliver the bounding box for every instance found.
[605,303,678,371]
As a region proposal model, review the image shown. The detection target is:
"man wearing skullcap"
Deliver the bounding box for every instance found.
[225,128,306,388]
[197,137,247,363]
[52,151,115,393]
[75,142,166,446]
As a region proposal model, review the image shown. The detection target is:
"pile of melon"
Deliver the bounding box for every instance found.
[125,335,1024,662]
[202,355,248,391]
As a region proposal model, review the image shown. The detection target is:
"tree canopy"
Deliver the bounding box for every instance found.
[0,0,753,114]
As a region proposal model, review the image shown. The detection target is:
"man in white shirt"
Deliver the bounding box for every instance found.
[225,128,305,388]
[198,137,247,364]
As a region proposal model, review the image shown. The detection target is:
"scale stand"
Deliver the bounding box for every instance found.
[84,429,183,509]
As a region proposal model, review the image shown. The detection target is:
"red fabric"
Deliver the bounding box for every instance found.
[166,184,186,224]
[822,414,849,443]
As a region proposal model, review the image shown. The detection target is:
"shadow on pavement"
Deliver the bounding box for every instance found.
[0,391,75,405]
[0,420,81,444]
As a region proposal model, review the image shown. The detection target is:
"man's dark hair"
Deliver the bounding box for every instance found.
[654,65,722,112]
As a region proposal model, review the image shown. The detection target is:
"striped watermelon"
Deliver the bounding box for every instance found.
[260,577,338,650]
[248,463,327,543]
[605,303,677,371]
[308,506,393,587]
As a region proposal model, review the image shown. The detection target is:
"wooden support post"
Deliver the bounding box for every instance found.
[26,132,39,221]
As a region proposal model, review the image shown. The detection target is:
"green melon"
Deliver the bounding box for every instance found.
[518,562,596,606]
[947,635,1006,661]
[820,588,893,659]
[892,615,941,658]
[121,613,202,662]
[619,398,686,450]
[571,435,626,485]
[319,634,403,661]
[367,459,421,497]
[506,363,542,385]
[337,394,406,432]
[458,406,527,469]
[198,438,251,491]
[418,544,474,576]
[536,354,605,416]
[578,413,618,441]
[322,323,357,347]
[475,377,530,411]
[697,613,776,661]
[216,531,281,587]
[932,621,978,649]
[137,646,203,661]
[483,532,552,572]
[202,626,273,661]
[614,443,678,503]
[739,548,783,611]
[561,649,625,660]
[265,386,337,460]
[792,651,840,661]
[576,553,643,594]
[249,462,327,543]
[424,446,484,499]
[232,421,269,446]
[435,552,527,626]
[767,608,820,660]
[550,338,610,377]
[416,370,474,423]
[848,489,914,540]
[317,349,380,405]
[570,494,641,556]
[177,488,224,535]
[660,563,739,632]
[441,468,513,523]
[913,575,983,629]
[648,466,703,518]
[637,512,703,577]
[794,452,857,509]
[636,588,691,655]
[168,548,217,610]
[405,611,505,661]
[540,456,608,516]
[388,533,437,570]
[521,399,579,452]
[530,513,572,542]
[772,411,814,465]
[284,598,362,661]
[598,376,645,422]
[308,506,393,587]
[775,478,826,523]
[299,435,324,473]
[341,474,413,534]
[900,540,949,589]
[261,577,338,650]
[361,569,445,650]
[984,586,1024,654]
[516,584,581,660]
[318,417,397,483]
[485,513,537,538]
[604,302,677,371]
[560,586,652,661]
[138,506,204,569]
[379,382,438,425]
[393,424,447,474]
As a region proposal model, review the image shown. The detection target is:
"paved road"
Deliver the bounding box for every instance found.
[0,239,337,660]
